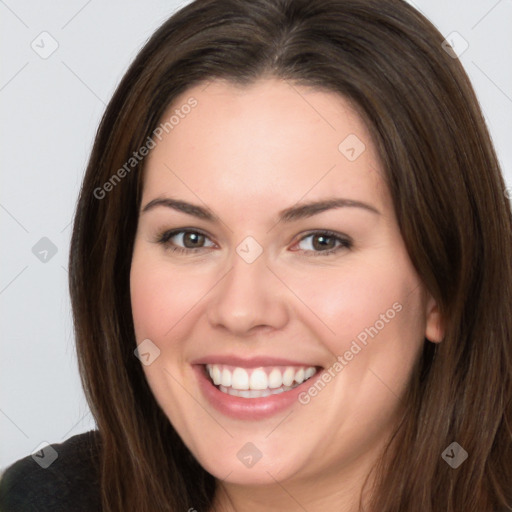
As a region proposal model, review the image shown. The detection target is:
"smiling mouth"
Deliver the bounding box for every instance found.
[204,363,321,398]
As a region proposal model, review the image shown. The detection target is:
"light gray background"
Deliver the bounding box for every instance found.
[1,0,511,471]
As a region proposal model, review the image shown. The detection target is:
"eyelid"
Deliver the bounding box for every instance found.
[155,227,217,249]
[155,228,352,256]
[292,229,353,255]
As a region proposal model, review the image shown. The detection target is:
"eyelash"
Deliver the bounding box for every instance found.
[155,228,353,257]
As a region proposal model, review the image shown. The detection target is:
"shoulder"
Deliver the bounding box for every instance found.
[0,430,102,512]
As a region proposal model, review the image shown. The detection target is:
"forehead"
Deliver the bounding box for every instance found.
[142,78,387,216]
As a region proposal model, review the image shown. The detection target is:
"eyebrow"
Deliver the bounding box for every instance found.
[141,196,380,222]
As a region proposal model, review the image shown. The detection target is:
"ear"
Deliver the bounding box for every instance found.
[424,293,444,343]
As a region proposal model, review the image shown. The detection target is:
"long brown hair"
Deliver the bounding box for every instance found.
[69,0,512,510]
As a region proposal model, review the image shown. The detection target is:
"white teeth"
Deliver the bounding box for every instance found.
[231,368,249,390]
[211,365,221,385]
[205,363,318,394]
[282,367,295,387]
[219,384,294,398]
[221,368,232,387]
[249,368,268,390]
[268,368,283,388]
[305,367,316,379]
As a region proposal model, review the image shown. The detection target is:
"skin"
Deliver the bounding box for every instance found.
[130,78,444,512]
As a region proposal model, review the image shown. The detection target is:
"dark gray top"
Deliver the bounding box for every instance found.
[0,430,101,511]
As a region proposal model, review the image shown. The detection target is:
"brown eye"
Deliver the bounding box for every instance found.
[156,229,216,254]
[182,231,206,248]
[294,231,352,256]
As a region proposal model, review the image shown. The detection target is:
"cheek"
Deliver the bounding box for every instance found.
[285,260,425,447]
[130,269,169,342]
[130,249,202,343]
[283,257,419,345]
[129,248,205,430]
[284,252,426,410]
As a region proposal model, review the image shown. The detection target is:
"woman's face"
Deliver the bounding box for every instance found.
[130,78,441,493]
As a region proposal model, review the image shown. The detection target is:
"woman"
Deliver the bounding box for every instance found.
[1,0,511,511]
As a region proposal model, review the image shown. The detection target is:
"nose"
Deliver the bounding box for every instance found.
[206,247,289,337]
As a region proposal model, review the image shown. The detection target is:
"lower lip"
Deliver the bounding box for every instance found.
[193,365,320,420]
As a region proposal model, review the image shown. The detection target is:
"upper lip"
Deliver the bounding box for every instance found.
[190,355,322,368]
